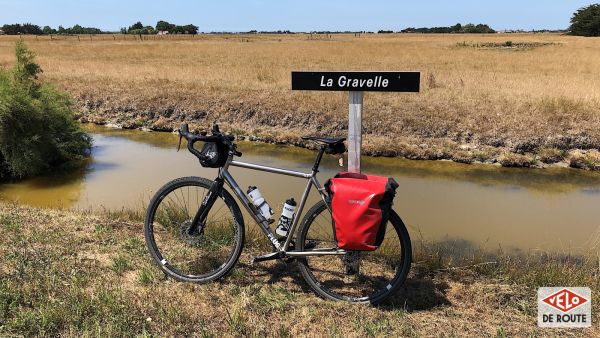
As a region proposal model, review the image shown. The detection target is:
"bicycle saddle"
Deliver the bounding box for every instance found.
[301,136,346,145]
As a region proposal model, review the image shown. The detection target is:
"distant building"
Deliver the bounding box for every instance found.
[157,31,169,35]
[0,30,5,35]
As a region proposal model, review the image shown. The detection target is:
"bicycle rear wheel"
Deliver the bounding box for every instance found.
[144,176,244,283]
[296,201,411,304]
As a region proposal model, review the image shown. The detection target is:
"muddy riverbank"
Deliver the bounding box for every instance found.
[76,104,600,171]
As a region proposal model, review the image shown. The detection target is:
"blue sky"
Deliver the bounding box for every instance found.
[0,1,595,32]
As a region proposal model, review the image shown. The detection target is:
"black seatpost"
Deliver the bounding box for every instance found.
[312,146,326,173]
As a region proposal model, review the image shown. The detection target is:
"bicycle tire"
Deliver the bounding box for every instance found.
[144,176,245,283]
[296,200,412,304]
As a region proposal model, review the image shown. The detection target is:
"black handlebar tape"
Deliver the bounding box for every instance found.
[179,122,240,160]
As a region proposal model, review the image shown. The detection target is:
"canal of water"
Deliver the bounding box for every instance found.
[1,124,600,254]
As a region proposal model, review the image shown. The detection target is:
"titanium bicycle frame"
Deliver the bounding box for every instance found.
[214,145,347,259]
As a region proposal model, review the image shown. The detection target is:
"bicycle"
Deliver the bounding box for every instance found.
[144,123,412,304]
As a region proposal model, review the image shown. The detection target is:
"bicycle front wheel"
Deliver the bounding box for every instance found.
[144,176,244,283]
[297,201,412,304]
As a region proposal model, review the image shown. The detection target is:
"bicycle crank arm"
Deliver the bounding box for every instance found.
[249,252,284,265]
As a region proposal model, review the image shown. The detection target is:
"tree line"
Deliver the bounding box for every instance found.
[400,23,496,34]
[1,23,103,35]
[2,5,599,37]
[0,20,198,35]
[120,20,198,35]
[0,22,495,35]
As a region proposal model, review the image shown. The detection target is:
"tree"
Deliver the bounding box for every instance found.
[0,42,91,179]
[13,41,42,84]
[461,24,477,33]
[64,24,103,35]
[127,26,156,35]
[569,4,600,36]
[451,23,462,32]
[70,24,84,34]
[42,26,56,34]
[474,24,495,33]
[125,22,157,34]
[182,24,199,34]
[0,23,43,35]
[128,21,144,32]
[170,25,185,34]
[144,26,157,34]
[1,24,21,35]
[21,23,43,35]
[156,20,175,32]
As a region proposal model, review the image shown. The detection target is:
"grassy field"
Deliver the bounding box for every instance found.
[1,203,598,337]
[0,33,600,169]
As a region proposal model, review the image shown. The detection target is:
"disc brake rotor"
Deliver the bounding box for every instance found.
[179,220,204,246]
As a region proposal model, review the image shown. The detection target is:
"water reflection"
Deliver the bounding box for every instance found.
[0,160,89,209]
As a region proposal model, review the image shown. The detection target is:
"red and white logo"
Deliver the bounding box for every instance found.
[541,288,588,313]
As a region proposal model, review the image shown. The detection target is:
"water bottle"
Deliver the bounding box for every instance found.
[275,198,297,237]
[247,186,273,221]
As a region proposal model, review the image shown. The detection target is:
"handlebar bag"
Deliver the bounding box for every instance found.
[325,172,398,251]
[199,141,228,168]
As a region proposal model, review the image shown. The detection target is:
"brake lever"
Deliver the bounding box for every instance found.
[177,133,183,152]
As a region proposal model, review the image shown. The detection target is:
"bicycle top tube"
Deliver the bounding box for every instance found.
[229,160,313,179]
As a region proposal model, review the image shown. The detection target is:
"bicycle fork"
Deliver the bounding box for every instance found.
[189,177,224,235]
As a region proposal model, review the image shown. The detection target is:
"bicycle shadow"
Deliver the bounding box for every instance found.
[228,260,315,294]
[378,277,451,311]
[225,260,451,311]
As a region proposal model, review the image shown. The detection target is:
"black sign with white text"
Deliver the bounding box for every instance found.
[291,71,420,92]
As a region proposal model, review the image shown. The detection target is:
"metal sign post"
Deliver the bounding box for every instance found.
[291,71,420,173]
[348,91,363,173]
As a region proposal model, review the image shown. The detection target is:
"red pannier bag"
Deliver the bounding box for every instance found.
[325,172,399,251]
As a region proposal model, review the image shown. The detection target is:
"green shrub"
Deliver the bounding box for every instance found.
[0,41,91,180]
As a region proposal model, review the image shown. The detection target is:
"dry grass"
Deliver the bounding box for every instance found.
[0,33,600,167]
[1,203,599,337]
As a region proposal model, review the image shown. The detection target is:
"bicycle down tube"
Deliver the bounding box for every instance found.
[220,158,345,257]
